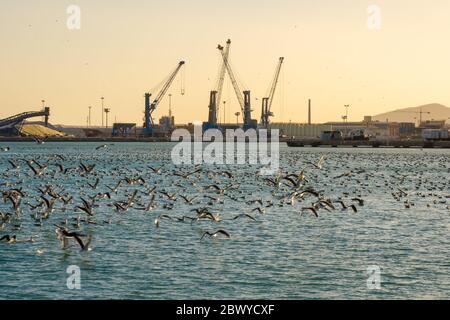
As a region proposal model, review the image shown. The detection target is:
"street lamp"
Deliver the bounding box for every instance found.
[104,108,110,128]
[223,101,226,124]
[344,104,350,137]
[101,97,105,127]
[235,112,240,125]
[88,106,92,127]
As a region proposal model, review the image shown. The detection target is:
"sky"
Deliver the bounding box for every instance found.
[1,0,450,126]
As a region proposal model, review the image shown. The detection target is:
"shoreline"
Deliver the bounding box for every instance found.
[0,136,292,143]
[287,139,450,149]
[2,137,450,149]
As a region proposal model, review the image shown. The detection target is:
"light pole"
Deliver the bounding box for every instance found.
[344,104,350,137]
[101,97,104,127]
[88,106,92,127]
[223,101,226,124]
[104,108,110,128]
[235,112,240,125]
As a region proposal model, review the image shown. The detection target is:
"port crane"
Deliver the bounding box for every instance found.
[217,43,257,131]
[260,57,284,128]
[204,40,231,131]
[143,61,185,135]
[398,108,430,126]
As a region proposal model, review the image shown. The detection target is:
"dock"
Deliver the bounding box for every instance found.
[287,139,450,149]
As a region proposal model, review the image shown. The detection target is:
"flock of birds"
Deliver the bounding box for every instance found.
[1,142,449,255]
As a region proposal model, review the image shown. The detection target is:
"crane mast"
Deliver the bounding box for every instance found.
[261,57,284,128]
[218,44,256,130]
[143,61,185,135]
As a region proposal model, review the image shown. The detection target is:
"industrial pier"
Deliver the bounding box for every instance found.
[287,139,450,149]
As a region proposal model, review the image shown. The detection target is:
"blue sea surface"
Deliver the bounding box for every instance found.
[0,142,449,299]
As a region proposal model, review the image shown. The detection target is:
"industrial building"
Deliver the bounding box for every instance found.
[268,123,332,139]
[324,116,417,139]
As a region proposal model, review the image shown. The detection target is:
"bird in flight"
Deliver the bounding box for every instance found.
[200,229,231,241]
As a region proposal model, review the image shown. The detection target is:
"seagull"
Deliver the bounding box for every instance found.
[55,225,92,251]
[246,199,263,206]
[221,171,233,179]
[301,207,319,218]
[40,195,56,216]
[154,214,173,228]
[173,168,201,179]
[8,159,20,170]
[264,177,281,187]
[225,213,256,221]
[0,235,17,243]
[334,200,358,213]
[298,189,320,198]
[76,197,94,216]
[315,199,335,210]
[191,207,212,215]
[148,166,164,174]
[107,180,123,193]
[200,229,231,240]
[251,207,265,214]
[180,195,197,204]
[79,161,95,174]
[306,155,326,169]
[87,178,100,189]
[26,161,47,176]
[160,191,177,201]
[351,198,365,206]
[282,176,300,188]
[123,176,145,185]
[0,212,12,223]
[135,194,156,211]
[95,144,108,150]
[0,235,36,243]
[56,163,70,174]
[197,212,221,222]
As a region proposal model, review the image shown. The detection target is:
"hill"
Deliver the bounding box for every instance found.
[373,103,450,123]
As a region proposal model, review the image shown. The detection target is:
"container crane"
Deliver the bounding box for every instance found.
[217,43,257,130]
[143,61,185,135]
[260,57,284,128]
[204,40,231,131]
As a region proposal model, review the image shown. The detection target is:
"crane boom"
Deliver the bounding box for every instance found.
[267,57,284,113]
[143,60,185,135]
[398,108,430,125]
[206,41,231,128]
[218,45,244,114]
[216,39,231,108]
[261,57,284,128]
[150,61,185,112]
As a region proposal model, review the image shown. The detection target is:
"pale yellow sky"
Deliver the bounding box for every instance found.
[1,0,450,126]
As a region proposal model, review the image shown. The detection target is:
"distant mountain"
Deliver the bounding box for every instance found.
[373,103,450,123]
